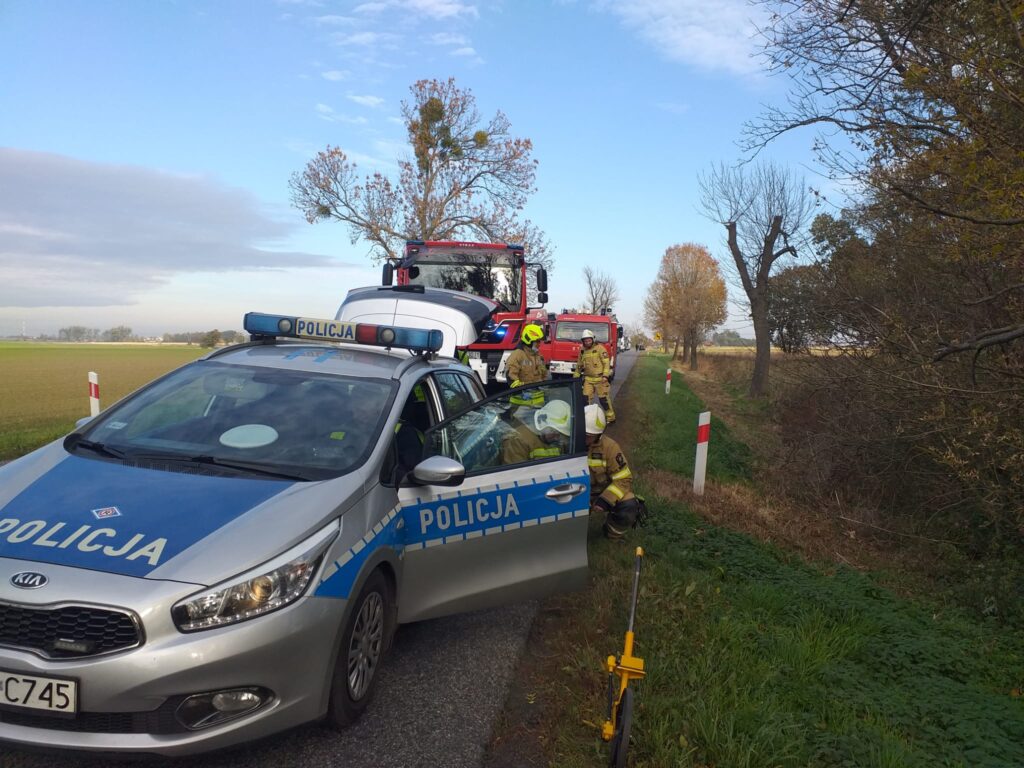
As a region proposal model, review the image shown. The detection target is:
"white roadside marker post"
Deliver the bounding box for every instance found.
[88,371,100,417]
[693,411,711,495]
[665,368,672,395]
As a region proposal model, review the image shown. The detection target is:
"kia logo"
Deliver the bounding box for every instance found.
[10,572,48,589]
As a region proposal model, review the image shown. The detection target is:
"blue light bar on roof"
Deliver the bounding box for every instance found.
[243,312,444,352]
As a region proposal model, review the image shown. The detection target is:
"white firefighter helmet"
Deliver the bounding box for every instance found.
[584,403,607,435]
[535,399,572,436]
[581,329,596,341]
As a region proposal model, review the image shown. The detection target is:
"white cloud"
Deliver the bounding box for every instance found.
[321,69,350,81]
[0,149,340,309]
[313,14,355,25]
[315,103,370,124]
[404,0,478,19]
[451,46,477,57]
[354,0,477,20]
[429,32,468,45]
[597,0,764,77]
[347,93,385,108]
[332,30,401,47]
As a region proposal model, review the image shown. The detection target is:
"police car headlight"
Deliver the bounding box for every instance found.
[172,522,339,632]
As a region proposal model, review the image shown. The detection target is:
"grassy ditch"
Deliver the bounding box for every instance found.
[488,354,1024,768]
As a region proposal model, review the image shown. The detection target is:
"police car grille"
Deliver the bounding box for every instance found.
[0,700,186,734]
[0,604,141,658]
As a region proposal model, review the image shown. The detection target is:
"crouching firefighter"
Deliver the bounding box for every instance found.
[504,323,549,407]
[585,404,641,540]
[575,329,615,424]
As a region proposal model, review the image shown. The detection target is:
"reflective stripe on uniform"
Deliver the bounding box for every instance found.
[588,459,606,468]
[611,467,632,481]
[606,483,625,500]
[529,447,561,459]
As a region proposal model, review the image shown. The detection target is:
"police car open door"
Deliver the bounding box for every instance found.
[396,380,590,623]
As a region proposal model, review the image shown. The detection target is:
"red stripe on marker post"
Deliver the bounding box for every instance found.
[88,371,100,417]
[665,367,672,395]
[693,411,711,495]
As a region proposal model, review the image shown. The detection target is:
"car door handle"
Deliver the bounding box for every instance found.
[545,483,587,501]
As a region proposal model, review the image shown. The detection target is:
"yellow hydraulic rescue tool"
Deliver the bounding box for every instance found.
[601,546,646,768]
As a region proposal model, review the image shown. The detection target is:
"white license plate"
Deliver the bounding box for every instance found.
[0,669,78,714]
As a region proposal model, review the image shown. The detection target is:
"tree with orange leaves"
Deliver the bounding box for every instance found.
[644,243,727,370]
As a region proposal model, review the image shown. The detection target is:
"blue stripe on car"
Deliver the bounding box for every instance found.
[315,473,590,598]
[0,456,293,578]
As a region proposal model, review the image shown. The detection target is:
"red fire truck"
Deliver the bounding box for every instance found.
[541,311,622,380]
[383,240,549,387]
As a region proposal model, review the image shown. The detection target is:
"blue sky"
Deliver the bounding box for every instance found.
[0,0,825,338]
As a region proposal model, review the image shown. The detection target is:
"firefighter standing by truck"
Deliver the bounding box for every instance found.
[504,323,549,406]
[585,404,640,540]
[575,329,616,424]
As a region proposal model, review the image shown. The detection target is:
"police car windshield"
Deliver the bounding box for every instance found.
[74,361,394,481]
[555,322,610,343]
[406,255,521,311]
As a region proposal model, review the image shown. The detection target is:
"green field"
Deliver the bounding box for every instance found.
[0,342,206,460]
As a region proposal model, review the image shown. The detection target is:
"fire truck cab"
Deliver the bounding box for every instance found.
[541,312,621,380]
[382,240,549,389]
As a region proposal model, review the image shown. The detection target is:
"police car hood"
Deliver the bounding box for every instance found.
[0,442,364,585]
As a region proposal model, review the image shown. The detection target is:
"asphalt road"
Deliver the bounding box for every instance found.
[2,351,639,768]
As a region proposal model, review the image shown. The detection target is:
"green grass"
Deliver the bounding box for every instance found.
[542,355,1024,768]
[633,355,753,483]
[0,342,206,459]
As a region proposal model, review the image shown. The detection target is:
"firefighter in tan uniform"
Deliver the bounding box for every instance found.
[575,329,615,423]
[502,400,571,464]
[585,404,639,540]
[504,323,549,407]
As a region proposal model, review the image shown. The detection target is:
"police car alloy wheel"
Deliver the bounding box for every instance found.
[327,569,394,727]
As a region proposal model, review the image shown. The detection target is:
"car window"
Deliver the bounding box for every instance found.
[78,361,394,479]
[433,371,476,416]
[555,321,611,343]
[382,378,441,486]
[423,381,578,475]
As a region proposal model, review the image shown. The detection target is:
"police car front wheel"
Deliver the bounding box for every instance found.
[326,569,394,727]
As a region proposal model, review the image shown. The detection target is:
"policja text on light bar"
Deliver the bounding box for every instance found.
[243,312,444,352]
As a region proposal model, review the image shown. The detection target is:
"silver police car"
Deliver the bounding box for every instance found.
[0,311,590,756]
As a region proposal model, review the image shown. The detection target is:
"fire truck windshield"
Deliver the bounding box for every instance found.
[555,322,611,343]
[406,254,521,311]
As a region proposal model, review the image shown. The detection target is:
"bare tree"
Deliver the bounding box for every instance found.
[699,161,812,396]
[290,78,544,263]
[582,266,619,315]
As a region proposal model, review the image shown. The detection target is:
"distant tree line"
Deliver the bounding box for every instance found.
[711,330,754,347]
[58,325,134,342]
[162,330,240,347]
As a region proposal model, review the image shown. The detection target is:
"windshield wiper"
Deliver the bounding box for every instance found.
[64,435,129,460]
[122,451,312,481]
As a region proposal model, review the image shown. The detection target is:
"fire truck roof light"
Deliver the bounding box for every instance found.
[243,312,443,352]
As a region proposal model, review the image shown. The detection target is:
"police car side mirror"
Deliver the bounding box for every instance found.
[412,455,466,487]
